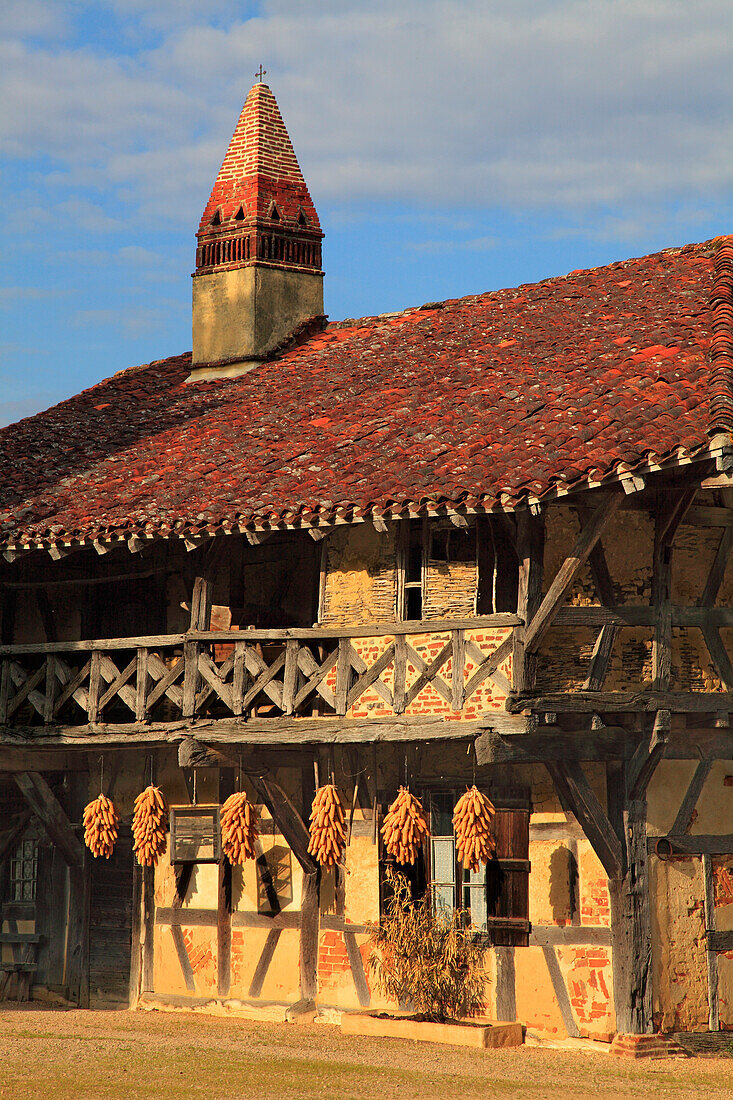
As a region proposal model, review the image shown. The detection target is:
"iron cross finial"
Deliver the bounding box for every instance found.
[255,64,267,83]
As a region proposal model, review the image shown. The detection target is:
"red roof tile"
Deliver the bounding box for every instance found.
[0,239,728,550]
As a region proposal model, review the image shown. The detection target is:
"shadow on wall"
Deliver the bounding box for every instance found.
[549,845,578,924]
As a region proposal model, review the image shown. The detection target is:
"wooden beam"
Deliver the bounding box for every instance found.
[142,866,155,992]
[626,711,669,800]
[13,771,83,867]
[0,809,32,864]
[248,776,317,875]
[650,833,733,856]
[494,947,517,1023]
[545,760,622,878]
[217,860,232,998]
[0,714,495,748]
[703,853,720,1031]
[524,495,622,655]
[608,794,654,1035]
[129,861,143,1006]
[542,946,580,1038]
[700,526,733,608]
[512,510,545,692]
[670,759,713,835]
[66,857,91,1007]
[656,488,697,547]
[299,867,320,1003]
[507,690,733,714]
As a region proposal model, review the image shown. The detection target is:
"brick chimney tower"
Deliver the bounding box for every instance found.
[191,81,324,379]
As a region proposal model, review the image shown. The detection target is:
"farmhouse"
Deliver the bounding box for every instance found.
[2,79,733,1046]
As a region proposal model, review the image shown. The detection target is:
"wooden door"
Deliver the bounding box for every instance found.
[88,830,134,1008]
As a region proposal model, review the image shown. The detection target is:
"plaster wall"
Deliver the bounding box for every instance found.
[192,264,323,366]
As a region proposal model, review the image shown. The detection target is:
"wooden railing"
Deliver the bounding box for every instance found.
[0,615,519,730]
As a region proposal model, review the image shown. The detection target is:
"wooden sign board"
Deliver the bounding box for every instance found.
[170,805,221,863]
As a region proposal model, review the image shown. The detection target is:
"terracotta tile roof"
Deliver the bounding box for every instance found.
[0,238,728,552]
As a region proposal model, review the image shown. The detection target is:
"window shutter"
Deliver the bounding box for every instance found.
[485,803,530,947]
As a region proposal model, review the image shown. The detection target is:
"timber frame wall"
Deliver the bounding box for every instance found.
[4,460,733,1031]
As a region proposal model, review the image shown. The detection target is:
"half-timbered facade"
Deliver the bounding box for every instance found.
[2,80,733,1043]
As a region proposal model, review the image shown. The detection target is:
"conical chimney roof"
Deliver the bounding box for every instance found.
[198,82,320,235]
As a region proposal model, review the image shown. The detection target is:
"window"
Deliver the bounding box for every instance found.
[398,520,425,620]
[9,835,39,902]
[398,517,519,621]
[476,516,519,614]
[426,789,530,946]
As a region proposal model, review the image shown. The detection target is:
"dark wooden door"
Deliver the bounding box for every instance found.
[88,831,134,1008]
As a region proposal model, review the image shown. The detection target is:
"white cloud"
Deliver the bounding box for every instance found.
[0,286,70,304]
[2,0,733,224]
[72,301,184,336]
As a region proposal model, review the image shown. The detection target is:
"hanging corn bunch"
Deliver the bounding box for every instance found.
[82,792,120,859]
[307,784,346,868]
[453,786,496,872]
[381,786,430,865]
[132,784,169,867]
[220,791,260,864]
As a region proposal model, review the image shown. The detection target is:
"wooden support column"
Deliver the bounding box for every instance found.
[512,510,545,693]
[217,769,234,998]
[141,865,155,993]
[67,855,91,1008]
[606,760,654,1036]
[129,860,143,1006]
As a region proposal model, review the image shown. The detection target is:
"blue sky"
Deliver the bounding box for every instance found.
[2,0,733,425]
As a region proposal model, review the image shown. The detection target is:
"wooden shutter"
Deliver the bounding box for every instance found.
[485,802,530,947]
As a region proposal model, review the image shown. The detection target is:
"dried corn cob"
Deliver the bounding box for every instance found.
[132,784,168,867]
[83,792,120,859]
[453,786,496,872]
[307,783,346,868]
[220,791,259,864]
[381,786,429,865]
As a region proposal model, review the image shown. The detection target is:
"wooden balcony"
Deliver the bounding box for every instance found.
[0,615,519,739]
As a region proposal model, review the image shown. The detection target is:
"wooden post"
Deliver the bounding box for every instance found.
[451,629,465,712]
[232,641,246,716]
[512,510,545,693]
[702,853,720,1031]
[283,639,299,716]
[494,946,517,1022]
[142,865,155,992]
[335,638,350,716]
[87,650,101,724]
[182,639,199,718]
[606,762,654,1035]
[0,659,9,725]
[218,860,232,998]
[67,854,91,1007]
[129,859,143,1006]
[300,868,320,1003]
[135,647,149,721]
[393,633,407,714]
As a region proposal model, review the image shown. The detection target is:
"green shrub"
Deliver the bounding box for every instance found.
[367,865,487,1023]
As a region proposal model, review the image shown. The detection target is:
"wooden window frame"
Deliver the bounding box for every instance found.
[396,519,429,621]
[423,786,531,947]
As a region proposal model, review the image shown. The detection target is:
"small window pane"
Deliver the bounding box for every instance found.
[431,839,455,883]
[406,586,422,620]
[430,792,454,836]
[433,885,454,918]
[464,864,486,887]
[465,886,487,930]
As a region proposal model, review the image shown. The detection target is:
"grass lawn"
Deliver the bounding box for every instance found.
[2,1006,733,1100]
